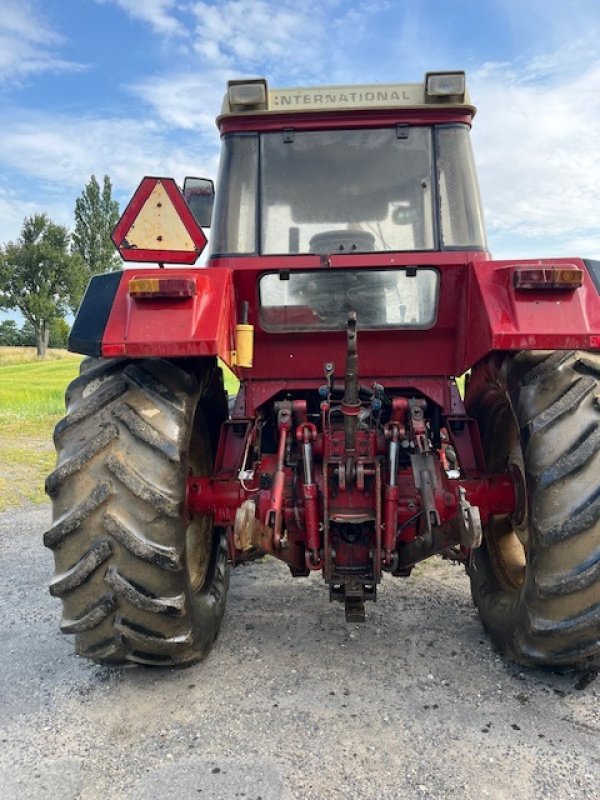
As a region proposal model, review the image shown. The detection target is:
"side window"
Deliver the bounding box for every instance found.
[436,126,487,249]
[211,135,258,255]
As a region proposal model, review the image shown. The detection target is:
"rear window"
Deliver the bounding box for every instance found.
[259,268,439,332]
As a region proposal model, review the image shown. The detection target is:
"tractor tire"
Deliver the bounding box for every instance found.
[465,350,600,669]
[44,356,230,667]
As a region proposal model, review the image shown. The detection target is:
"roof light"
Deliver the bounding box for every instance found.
[513,266,583,290]
[425,71,466,98]
[227,79,268,110]
[129,277,196,299]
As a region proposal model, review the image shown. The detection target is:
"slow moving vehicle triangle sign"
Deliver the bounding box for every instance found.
[111,176,207,264]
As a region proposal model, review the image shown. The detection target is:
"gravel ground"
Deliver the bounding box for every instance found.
[0,504,598,800]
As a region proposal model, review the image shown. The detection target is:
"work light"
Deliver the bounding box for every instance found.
[425,72,466,98]
[227,79,268,110]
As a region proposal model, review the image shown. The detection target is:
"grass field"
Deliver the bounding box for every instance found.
[0,348,82,511]
[0,348,239,512]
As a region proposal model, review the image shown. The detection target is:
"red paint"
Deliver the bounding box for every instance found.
[186,469,515,542]
[218,109,474,135]
[101,268,235,362]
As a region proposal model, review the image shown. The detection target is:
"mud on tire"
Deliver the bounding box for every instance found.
[44,357,229,666]
[466,350,600,669]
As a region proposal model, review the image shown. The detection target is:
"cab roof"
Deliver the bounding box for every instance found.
[217,72,476,124]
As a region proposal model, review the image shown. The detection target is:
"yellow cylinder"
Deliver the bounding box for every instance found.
[235,323,254,368]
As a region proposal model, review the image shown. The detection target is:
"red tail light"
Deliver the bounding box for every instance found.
[513,266,583,290]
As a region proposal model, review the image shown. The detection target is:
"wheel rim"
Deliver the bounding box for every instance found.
[186,404,214,592]
[186,515,213,592]
[486,514,525,591]
[485,394,527,592]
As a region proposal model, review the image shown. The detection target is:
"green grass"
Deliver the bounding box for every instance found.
[0,348,82,510]
[0,353,82,417]
[221,363,240,396]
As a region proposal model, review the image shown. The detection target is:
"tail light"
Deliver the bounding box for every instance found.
[128,277,196,299]
[513,266,583,290]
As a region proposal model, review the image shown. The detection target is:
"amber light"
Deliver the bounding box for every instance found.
[513,266,583,290]
[128,277,196,299]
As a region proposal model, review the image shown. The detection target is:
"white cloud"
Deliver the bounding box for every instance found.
[127,1,373,131]
[131,71,229,131]
[95,0,185,36]
[0,114,219,190]
[0,112,222,252]
[0,1,82,83]
[0,187,39,244]
[471,48,600,259]
[189,0,331,81]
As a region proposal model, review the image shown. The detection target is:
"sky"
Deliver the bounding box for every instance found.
[1,0,600,316]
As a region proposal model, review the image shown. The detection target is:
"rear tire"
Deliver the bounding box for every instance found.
[466,350,600,669]
[44,357,229,667]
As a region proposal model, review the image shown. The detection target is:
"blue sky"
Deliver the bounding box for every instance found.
[1,0,600,292]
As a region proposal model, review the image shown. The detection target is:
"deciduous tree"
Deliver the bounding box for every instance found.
[0,319,21,346]
[0,215,85,357]
[49,317,70,349]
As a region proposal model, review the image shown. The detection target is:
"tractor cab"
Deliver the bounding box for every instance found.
[211,74,486,258]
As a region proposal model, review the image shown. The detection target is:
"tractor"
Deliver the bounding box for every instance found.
[45,72,600,669]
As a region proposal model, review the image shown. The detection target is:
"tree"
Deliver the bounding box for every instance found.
[72,174,121,275]
[0,214,86,357]
[49,317,70,349]
[0,319,21,346]
[18,321,36,347]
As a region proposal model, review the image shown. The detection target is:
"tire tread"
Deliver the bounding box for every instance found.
[467,349,600,668]
[45,357,229,667]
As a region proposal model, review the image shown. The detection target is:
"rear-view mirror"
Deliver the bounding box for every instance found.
[183,177,214,228]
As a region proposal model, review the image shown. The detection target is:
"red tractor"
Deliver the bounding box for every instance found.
[45,73,600,669]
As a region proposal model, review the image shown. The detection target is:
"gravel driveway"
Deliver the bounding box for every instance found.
[1,504,598,799]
